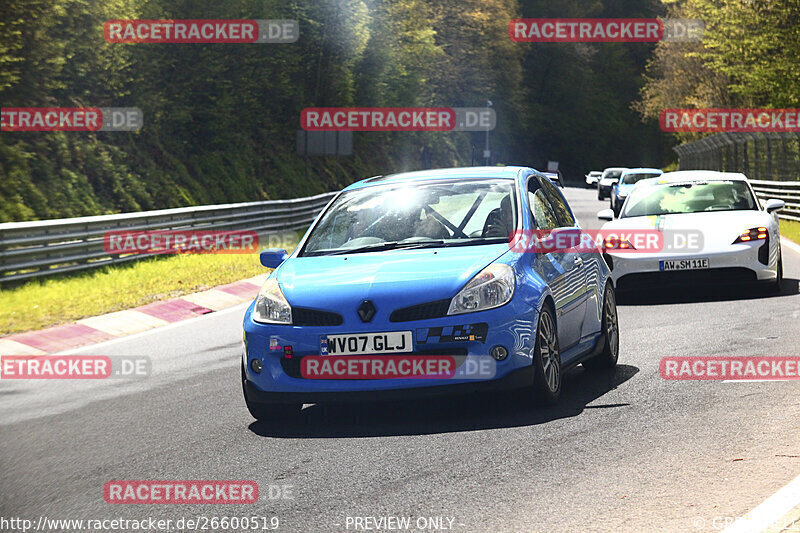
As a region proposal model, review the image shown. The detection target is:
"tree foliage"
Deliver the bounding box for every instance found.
[1,0,676,221]
[637,0,800,140]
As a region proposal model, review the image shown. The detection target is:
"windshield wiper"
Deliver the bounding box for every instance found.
[438,237,508,247]
[305,237,507,256]
[310,240,444,256]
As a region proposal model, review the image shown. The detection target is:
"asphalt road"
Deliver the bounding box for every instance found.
[2,187,800,533]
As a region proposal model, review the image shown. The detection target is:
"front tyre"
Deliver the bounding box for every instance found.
[583,284,620,370]
[531,305,562,405]
[241,363,301,421]
[769,254,783,293]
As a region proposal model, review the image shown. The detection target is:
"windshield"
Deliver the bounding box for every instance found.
[621,172,660,185]
[301,179,516,256]
[621,180,758,217]
[603,169,625,180]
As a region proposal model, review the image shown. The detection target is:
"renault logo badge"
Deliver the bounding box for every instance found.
[357,300,376,322]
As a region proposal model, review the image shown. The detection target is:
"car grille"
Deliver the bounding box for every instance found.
[292,307,344,327]
[617,267,756,291]
[389,299,451,322]
[281,348,469,379]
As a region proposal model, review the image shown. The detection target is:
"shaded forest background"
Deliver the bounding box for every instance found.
[1,0,796,222]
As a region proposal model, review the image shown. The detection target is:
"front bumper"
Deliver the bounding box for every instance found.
[598,182,615,196]
[609,241,777,290]
[244,366,534,405]
[242,299,539,398]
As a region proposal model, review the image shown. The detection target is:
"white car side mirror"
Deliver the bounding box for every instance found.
[597,208,614,221]
[764,198,785,213]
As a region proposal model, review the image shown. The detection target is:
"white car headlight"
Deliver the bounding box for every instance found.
[252,278,292,324]
[448,263,515,315]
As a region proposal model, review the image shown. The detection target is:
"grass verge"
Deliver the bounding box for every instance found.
[0,236,299,336]
[780,218,800,246]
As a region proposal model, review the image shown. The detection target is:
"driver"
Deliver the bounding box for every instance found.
[482,195,514,238]
[711,186,734,208]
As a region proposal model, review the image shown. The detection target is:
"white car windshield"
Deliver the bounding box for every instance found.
[603,169,625,180]
[302,179,516,256]
[621,172,661,185]
[622,180,758,217]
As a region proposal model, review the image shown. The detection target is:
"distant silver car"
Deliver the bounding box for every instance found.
[585,171,602,188]
[598,167,627,200]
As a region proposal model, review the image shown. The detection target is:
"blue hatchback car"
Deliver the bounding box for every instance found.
[242,167,619,420]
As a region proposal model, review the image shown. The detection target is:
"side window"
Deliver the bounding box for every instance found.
[528,178,559,230]
[539,176,576,227]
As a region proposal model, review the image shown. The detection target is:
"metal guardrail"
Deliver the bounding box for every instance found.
[674,132,800,182]
[750,180,800,223]
[674,132,800,222]
[0,191,338,284]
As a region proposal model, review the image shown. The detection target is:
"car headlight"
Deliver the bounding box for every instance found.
[252,278,292,324]
[448,263,515,315]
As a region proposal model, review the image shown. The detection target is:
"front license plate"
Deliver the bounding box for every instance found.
[321,331,413,355]
[660,258,709,271]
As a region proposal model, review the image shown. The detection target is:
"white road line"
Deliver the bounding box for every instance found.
[722,472,800,533]
[56,302,251,355]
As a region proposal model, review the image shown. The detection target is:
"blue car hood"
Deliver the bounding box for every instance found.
[617,184,635,195]
[275,244,510,314]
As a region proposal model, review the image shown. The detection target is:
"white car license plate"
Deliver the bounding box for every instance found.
[322,331,413,355]
[660,258,709,271]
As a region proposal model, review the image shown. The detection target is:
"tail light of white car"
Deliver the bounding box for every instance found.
[733,227,768,243]
[603,236,636,250]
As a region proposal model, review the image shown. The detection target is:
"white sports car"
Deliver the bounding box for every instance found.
[597,171,785,292]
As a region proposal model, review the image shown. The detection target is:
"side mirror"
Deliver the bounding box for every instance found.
[597,208,614,221]
[764,198,785,213]
[260,248,288,269]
